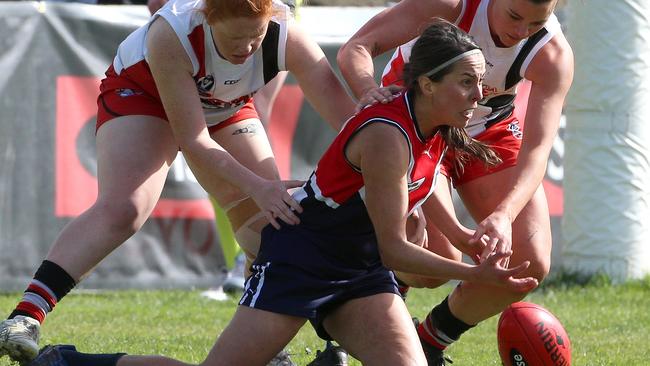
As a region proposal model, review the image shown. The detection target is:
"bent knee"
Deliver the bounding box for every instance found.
[516,244,552,284]
[527,255,551,284]
[93,198,150,234]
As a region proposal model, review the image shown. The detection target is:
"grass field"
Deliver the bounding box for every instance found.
[1,275,649,365]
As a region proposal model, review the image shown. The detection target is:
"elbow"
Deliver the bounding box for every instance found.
[378,247,405,272]
[336,43,350,73]
[336,40,361,73]
[177,139,199,156]
[176,139,214,167]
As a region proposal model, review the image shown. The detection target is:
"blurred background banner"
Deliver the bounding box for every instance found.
[0,2,567,290]
[0,2,224,290]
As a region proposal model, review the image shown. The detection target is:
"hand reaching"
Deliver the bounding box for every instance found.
[355,85,404,113]
[450,226,488,264]
[471,211,513,267]
[475,250,538,292]
[250,179,304,229]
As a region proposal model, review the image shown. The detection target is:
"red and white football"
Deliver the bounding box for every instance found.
[497,302,571,366]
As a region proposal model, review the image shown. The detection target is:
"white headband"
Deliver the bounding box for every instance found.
[423,48,482,78]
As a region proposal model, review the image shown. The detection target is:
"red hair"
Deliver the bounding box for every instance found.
[202,0,277,24]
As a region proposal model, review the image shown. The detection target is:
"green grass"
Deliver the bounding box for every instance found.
[1,276,649,365]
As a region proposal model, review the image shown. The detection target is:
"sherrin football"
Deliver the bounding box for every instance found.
[497,302,571,366]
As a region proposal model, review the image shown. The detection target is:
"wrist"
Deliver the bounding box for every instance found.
[440,222,467,245]
[240,174,264,197]
[493,205,515,224]
[464,263,480,283]
[358,82,380,98]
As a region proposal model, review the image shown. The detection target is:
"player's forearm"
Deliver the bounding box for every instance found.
[379,238,476,282]
[182,138,262,197]
[337,42,380,100]
[496,151,549,222]
[305,69,356,131]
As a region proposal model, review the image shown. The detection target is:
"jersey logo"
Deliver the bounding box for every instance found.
[507,120,523,140]
[224,79,241,85]
[407,177,425,192]
[196,75,215,97]
[423,145,434,159]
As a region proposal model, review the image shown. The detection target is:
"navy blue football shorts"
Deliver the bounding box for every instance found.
[238,223,400,340]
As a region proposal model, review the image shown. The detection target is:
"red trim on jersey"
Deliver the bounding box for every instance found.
[15,302,46,324]
[27,284,57,308]
[457,0,482,32]
[313,93,443,212]
[382,48,406,87]
[187,26,206,77]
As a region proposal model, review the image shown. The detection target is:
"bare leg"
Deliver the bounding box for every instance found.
[47,115,178,280]
[116,306,305,366]
[206,119,279,264]
[411,168,552,360]
[324,293,426,366]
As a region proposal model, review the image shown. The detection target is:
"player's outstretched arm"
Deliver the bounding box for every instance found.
[337,0,462,101]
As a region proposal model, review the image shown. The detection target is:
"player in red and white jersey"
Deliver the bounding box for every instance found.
[0,1,356,364]
[22,20,538,366]
[337,0,573,363]
[102,0,291,128]
[381,0,562,138]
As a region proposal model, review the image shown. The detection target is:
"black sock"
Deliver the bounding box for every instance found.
[429,296,474,342]
[9,260,77,320]
[34,260,77,300]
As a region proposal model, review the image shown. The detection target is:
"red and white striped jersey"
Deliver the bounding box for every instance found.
[107,0,290,127]
[381,0,562,136]
[293,91,447,233]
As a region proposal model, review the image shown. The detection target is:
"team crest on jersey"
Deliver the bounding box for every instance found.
[407,177,425,192]
[507,120,523,140]
[196,75,215,97]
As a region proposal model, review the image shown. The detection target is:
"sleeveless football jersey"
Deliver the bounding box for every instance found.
[381,0,562,136]
[107,0,290,127]
[292,91,447,235]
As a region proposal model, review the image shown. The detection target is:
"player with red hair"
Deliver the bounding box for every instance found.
[0,1,355,365]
